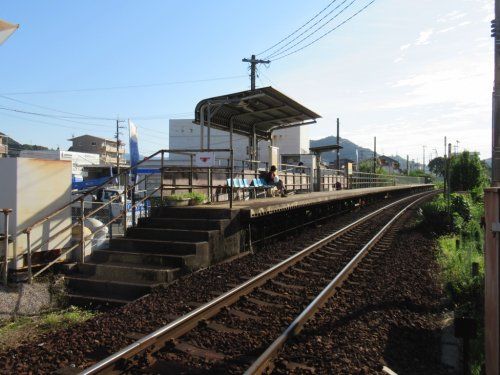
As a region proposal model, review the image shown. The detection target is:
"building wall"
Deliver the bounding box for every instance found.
[70,135,126,165]
[168,119,311,166]
[0,158,73,269]
[0,136,7,158]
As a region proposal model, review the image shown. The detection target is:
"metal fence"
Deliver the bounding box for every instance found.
[1,148,428,283]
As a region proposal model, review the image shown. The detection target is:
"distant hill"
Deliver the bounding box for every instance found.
[0,132,50,157]
[310,136,372,161]
[310,136,422,170]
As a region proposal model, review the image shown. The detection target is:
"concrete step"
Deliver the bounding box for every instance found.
[76,262,183,283]
[91,249,193,268]
[65,275,157,302]
[151,206,238,220]
[126,227,216,242]
[67,293,131,308]
[110,238,208,255]
[137,217,229,231]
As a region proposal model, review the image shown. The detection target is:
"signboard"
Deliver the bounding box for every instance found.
[347,162,353,175]
[269,146,279,167]
[195,152,216,167]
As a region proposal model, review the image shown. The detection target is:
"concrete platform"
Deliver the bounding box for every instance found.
[193,184,432,218]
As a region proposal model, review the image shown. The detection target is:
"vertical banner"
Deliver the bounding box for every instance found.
[128,120,140,183]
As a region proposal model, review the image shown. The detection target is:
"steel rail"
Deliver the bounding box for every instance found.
[244,192,432,374]
[80,190,432,375]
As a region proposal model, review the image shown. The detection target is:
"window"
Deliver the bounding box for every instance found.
[91,141,97,146]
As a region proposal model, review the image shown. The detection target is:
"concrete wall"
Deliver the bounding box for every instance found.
[0,158,73,269]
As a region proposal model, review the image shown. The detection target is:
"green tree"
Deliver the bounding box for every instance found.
[428,157,445,177]
[450,151,488,192]
[358,159,385,174]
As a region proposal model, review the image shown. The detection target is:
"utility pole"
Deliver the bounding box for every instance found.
[115,118,125,185]
[336,118,340,170]
[406,155,409,176]
[373,137,377,174]
[422,145,427,172]
[485,6,500,374]
[455,140,460,155]
[242,54,270,90]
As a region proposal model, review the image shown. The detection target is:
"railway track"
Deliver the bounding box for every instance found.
[80,190,434,375]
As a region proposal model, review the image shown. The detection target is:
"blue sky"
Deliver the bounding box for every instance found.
[0,0,494,162]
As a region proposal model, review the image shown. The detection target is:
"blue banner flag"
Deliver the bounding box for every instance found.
[129,119,140,182]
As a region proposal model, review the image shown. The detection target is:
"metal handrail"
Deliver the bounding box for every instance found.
[21,149,165,235]
[16,148,235,283]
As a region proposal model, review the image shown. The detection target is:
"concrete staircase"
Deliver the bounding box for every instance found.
[64,207,241,307]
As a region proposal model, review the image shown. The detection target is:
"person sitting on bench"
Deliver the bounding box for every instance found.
[266,165,286,197]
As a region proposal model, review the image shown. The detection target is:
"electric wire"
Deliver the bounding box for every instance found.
[0,75,247,96]
[270,0,377,62]
[257,0,338,56]
[266,0,359,60]
[265,0,350,60]
[0,94,117,121]
[0,106,114,127]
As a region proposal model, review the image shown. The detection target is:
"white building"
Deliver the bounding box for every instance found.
[168,119,311,166]
[19,150,100,180]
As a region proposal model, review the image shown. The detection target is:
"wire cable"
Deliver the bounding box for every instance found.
[271,0,377,62]
[257,0,338,56]
[265,0,351,60]
[267,0,359,60]
[1,75,247,96]
[0,95,117,120]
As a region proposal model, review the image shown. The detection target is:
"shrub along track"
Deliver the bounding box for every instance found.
[0,193,434,374]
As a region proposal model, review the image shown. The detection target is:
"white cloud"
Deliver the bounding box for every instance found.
[438,11,467,23]
[400,43,411,51]
[415,29,434,45]
[438,26,456,33]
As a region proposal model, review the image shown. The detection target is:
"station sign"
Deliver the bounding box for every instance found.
[195,152,216,167]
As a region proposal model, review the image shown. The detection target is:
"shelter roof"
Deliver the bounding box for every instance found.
[309,144,343,154]
[193,86,320,140]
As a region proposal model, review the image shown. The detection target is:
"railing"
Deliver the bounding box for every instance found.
[349,171,425,189]
[8,148,233,283]
[2,147,427,283]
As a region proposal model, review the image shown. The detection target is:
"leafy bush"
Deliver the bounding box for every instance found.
[183,192,206,204]
[419,198,452,234]
[419,193,474,234]
[451,194,472,222]
[149,192,207,207]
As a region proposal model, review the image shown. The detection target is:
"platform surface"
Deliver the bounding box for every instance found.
[204,184,432,218]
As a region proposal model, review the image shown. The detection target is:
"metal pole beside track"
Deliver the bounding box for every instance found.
[1,208,12,285]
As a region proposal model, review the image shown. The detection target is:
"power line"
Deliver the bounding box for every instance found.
[267,0,360,60]
[0,75,247,96]
[0,95,116,120]
[0,106,113,127]
[257,0,339,56]
[265,0,351,60]
[271,0,377,62]
[0,111,110,133]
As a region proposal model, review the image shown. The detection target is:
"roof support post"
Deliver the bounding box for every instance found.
[229,117,234,209]
[207,105,211,149]
[199,105,206,150]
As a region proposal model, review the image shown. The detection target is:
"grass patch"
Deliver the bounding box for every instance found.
[432,193,484,374]
[0,306,96,351]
